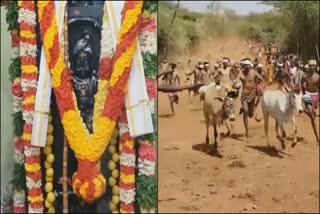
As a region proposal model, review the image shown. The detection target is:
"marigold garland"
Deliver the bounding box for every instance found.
[18,1,43,212]
[92,3,115,131]
[136,2,157,212]
[6,1,28,212]
[98,6,121,212]
[37,1,143,203]
[118,110,136,213]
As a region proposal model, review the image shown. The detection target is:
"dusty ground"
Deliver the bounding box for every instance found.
[158,37,320,213]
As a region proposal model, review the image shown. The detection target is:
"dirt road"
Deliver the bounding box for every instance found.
[158,37,319,213]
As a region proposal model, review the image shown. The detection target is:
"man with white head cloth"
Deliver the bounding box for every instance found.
[275,62,291,92]
[213,58,232,94]
[301,59,319,143]
[207,63,219,83]
[236,59,264,138]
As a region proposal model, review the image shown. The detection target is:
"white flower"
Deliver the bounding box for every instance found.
[100,21,114,58]
[15,149,24,165]
[13,190,25,207]
[28,207,43,213]
[138,158,155,176]
[20,42,37,58]
[13,96,23,113]
[119,188,136,204]
[26,177,42,189]
[138,31,156,55]
[18,9,36,26]
[148,99,155,114]
[24,147,40,157]
[22,111,34,124]
[118,122,130,136]
[21,79,37,91]
[120,153,136,167]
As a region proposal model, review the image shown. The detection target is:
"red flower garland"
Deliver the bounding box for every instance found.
[19,1,43,212]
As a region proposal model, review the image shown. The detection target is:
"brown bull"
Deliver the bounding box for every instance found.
[203,85,235,151]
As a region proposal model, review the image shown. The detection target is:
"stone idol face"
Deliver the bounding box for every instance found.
[68,1,104,133]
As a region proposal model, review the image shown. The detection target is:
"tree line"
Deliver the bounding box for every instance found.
[158,1,320,61]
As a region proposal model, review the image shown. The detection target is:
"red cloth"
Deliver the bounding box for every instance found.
[284,61,290,74]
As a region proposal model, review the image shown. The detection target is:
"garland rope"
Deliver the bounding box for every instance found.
[37,1,143,203]
[6,1,27,213]
[18,1,44,212]
[118,110,136,213]
[136,1,157,212]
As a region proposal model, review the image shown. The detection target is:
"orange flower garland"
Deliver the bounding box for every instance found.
[18,1,44,212]
[37,1,143,203]
[118,109,136,213]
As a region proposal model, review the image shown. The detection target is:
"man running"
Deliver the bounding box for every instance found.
[214,58,232,94]
[275,62,291,92]
[173,59,182,85]
[208,63,219,82]
[294,62,304,87]
[238,60,264,138]
[158,63,179,115]
[301,59,319,143]
[201,61,210,83]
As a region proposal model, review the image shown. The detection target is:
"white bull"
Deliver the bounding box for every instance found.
[260,89,303,149]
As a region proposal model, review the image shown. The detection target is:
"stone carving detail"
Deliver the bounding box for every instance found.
[71,33,97,133]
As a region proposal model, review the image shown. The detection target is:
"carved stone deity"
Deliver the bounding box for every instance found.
[71,33,98,133]
[49,1,113,213]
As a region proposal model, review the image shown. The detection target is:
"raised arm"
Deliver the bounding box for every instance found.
[157,69,174,78]
[185,69,195,76]
[254,69,264,82]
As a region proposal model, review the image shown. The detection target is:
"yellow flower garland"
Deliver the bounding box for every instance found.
[37,1,142,160]
[37,1,143,203]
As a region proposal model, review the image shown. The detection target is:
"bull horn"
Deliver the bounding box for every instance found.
[158,83,205,93]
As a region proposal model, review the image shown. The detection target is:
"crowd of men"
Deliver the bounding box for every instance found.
[159,50,319,140]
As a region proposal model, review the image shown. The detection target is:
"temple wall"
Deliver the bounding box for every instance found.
[1,7,15,194]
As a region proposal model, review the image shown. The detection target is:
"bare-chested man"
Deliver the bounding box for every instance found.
[229,63,241,81]
[184,62,202,99]
[275,62,291,92]
[184,58,193,83]
[216,58,222,68]
[208,63,219,83]
[301,59,319,143]
[200,61,210,83]
[238,60,264,138]
[214,58,232,94]
[173,59,182,85]
[158,63,179,115]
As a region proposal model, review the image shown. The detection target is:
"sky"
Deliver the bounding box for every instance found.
[177,1,273,15]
